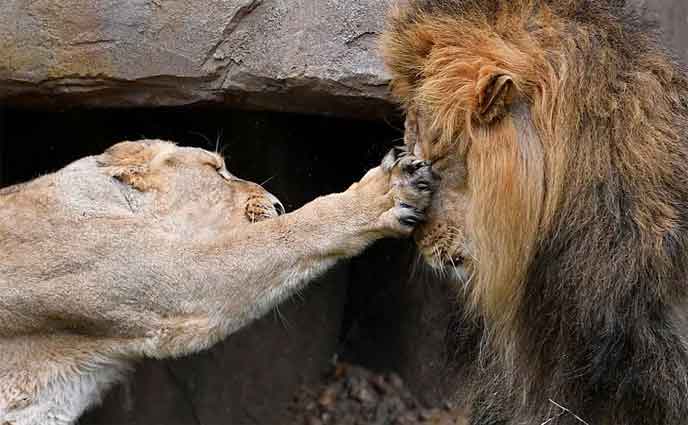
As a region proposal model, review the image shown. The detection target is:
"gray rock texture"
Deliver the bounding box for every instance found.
[0,0,392,117]
[1,0,687,117]
[634,0,688,62]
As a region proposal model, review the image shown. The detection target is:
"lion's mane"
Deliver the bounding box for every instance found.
[383,0,688,423]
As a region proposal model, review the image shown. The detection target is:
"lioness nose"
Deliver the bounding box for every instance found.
[267,192,285,216]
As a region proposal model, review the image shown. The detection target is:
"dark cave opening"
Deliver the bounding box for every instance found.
[0,107,399,201]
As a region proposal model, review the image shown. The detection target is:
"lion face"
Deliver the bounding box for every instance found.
[404,108,472,276]
[382,2,550,319]
[402,92,546,320]
[98,140,284,231]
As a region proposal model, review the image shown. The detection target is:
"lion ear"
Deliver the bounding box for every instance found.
[98,140,174,191]
[474,69,515,124]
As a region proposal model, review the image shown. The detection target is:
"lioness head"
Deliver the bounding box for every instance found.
[98,140,284,228]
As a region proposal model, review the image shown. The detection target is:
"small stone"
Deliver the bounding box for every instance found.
[307,417,323,425]
[371,375,389,394]
[351,384,376,404]
[388,373,404,390]
[318,387,338,409]
[418,409,440,421]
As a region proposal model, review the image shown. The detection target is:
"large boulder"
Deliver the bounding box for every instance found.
[634,0,688,61]
[0,0,392,117]
[1,0,687,118]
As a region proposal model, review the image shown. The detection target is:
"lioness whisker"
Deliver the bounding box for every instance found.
[260,175,277,188]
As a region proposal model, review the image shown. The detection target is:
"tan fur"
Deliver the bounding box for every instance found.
[0,140,434,425]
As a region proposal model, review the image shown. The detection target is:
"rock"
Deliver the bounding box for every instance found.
[0,0,393,118]
[0,0,687,118]
[632,0,688,62]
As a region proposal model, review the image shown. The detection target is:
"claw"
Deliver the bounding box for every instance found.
[380,149,437,233]
[392,146,409,158]
[382,147,408,171]
[412,159,431,170]
[402,158,432,175]
[400,216,421,227]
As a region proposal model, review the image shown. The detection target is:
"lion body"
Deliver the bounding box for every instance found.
[0,140,434,425]
[383,1,688,424]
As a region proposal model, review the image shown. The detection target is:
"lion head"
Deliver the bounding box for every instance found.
[381,0,688,400]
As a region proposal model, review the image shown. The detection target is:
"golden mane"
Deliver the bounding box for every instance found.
[382,0,686,331]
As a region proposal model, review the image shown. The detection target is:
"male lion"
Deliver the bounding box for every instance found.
[0,140,435,425]
[382,0,688,424]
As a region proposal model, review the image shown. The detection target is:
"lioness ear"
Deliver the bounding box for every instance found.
[474,69,514,124]
[98,140,175,191]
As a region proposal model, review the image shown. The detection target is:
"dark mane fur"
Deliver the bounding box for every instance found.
[383,0,688,423]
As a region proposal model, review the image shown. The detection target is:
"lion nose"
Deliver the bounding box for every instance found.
[267,192,285,216]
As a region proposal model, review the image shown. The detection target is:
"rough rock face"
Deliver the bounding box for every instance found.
[0,0,391,117]
[634,0,688,61]
[1,0,687,118]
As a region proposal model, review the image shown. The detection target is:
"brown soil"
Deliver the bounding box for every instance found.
[290,363,466,425]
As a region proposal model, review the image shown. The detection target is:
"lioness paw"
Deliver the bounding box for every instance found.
[381,148,436,236]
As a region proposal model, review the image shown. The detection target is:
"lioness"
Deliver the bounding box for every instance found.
[0,140,435,425]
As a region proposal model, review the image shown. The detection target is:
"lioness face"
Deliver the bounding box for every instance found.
[100,141,284,229]
[404,108,471,276]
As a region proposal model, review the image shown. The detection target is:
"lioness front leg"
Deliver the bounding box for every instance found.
[152,149,437,355]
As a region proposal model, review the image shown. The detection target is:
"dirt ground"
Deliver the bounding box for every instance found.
[290,362,466,425]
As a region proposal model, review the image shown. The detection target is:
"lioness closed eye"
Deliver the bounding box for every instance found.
[0,140,435,425]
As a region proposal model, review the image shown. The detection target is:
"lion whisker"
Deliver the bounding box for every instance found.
[260,175,277,188]
[544,400,590,425]
[273,304,291,330]
[189,130,212,146]
[409,249,425,280]
[214,129,224,154]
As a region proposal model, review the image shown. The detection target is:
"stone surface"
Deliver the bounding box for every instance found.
[0,0,392,117]
[634,0,688,61]
[1,0,687,118]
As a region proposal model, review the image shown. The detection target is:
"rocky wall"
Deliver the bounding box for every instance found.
[1,1,687,120]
